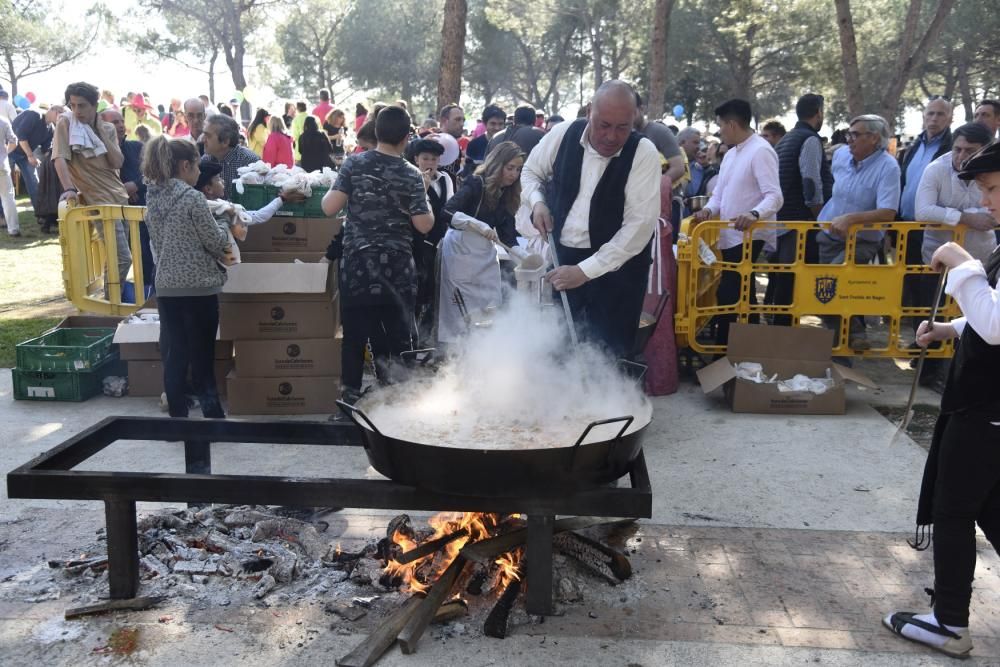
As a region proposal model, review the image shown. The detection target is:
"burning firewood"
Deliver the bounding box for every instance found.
[432,598,468,624]
[483,562,526,639]
[460,516,627,565]
[336,594,424,667]
[552,531,631,584]
[465,562,490,595]
[397,555,469,654]
[396,528,468,565]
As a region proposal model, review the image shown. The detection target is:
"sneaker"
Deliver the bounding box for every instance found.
[8,230,21,237]
[849,336,872,351]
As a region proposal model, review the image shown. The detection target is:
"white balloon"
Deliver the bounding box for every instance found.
[431,132,460,167]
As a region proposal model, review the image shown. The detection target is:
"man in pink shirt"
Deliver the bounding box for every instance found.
[312,89,333,123]
[692,98,783,348]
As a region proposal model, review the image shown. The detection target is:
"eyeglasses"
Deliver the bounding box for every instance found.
[845,131,874,141]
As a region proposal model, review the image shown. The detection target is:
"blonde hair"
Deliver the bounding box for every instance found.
[268,115,286,134]
[325,108,346,126]
[475,141,524,216]
[141,136,200,185]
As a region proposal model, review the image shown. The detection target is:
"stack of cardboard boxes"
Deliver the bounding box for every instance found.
[113,307,234,398]
[223,216,342,414]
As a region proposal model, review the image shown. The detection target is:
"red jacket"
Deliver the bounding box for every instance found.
[262,132,293,168]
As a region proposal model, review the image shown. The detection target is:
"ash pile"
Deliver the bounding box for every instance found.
[4,506,644,655]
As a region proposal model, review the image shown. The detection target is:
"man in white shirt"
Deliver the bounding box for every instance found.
[884,141,1000,660]
[0,90,16,124]
[0,116,18,235]
[691,98,783,347]
[912,122,995,389]
[522,80,660,357]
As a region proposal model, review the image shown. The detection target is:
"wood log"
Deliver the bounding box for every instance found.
[336,594,424,667]
[397,556,468,654]
[432,598,468,624]
[483,564,525,639]
[396,528,468,565]
[552,532,631,583]
[64,596,165,620]
[465,562,490,595]
[461,517,629,565]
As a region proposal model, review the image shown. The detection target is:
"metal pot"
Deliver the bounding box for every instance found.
[336,399,652,496]
[687,195,710,213]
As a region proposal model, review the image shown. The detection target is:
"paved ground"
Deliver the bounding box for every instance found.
[2,358,996,665]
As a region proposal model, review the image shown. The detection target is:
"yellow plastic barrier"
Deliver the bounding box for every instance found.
[675,218,964,358]
[59,202,149,316]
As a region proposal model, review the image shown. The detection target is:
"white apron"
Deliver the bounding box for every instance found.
[437,227,501,343]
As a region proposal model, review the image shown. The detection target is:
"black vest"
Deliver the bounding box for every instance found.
[941,248,1000,417]
[775,121,833,221]
[550,119,650,278]
[426,174,449,244]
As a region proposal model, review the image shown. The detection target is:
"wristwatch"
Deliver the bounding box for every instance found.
[750,209,760,220]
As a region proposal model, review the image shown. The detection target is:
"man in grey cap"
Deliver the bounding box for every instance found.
[884,141,1000,659]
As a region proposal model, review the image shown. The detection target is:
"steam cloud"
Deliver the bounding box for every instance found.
[364,293,651,449]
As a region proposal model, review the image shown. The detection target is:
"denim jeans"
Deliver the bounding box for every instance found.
[8,152,37,206]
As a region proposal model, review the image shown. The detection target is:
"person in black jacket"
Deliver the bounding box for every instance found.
[884,142,1000,659]
[436,141,523,345]
[297,116,335,172]
[405,138,454,340]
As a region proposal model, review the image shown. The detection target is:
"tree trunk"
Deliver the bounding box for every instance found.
[875,0,957,131]
[436,0,467,113]
[208,50,218,103]
[590,23,604,90]
[647,0,674,118]
[957,57,973,120]
[833,0,865,118]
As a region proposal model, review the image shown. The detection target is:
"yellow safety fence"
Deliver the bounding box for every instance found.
[675,218,964,359]
[59,202,149,316]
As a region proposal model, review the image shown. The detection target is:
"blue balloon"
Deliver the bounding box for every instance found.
[13,95,29,110]
[672,104,685,118]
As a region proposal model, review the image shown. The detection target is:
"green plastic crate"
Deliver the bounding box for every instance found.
[15,327,117,372]
[232,184,330,218]
[12,360,124,402]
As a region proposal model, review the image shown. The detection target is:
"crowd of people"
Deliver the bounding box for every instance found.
[4,77,1000,659]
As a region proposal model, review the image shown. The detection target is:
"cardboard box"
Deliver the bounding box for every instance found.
[113,319,233,361]
[696,324,877,415]
[241,252,328,264]
[219,263,339,340]
[236,217,339,252]
[226,372,340,415]
[234,337,342,377]
[52,314,125,331]
[126,359,234,397]
[221,262,337,302]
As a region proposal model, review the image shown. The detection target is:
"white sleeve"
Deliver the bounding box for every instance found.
[577,139,659,279]
[751,146,783,219]
[914,161,961,226]
[247,197,284,225]
[520,121,569,210]
[946,259,1000,344]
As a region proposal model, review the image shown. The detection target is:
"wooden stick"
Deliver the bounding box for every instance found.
[335,594,424,667]
[64,596,165,620]
[553,532,631,583]
[432,598,468,624]
[483,563,526,639]
[398,556,468,654]
[396,528,468,565]
[461,517,631,565]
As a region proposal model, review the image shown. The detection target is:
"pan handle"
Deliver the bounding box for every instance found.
[335,400,384,453]
[566,415,634,471]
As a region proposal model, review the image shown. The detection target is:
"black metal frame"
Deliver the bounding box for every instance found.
[7,416,653,614]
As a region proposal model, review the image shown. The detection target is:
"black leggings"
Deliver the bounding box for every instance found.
[341,303,413,392]
[715,241,764,346]
[157,294,224,419]
[930,411,1000,626]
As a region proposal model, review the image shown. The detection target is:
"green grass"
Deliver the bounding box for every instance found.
[0,196,67,315]
[0,317,61,368]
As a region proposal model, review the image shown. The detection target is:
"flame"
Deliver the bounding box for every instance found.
[495,548,523,589]
[335,543,342,557]
[385,512,506,594]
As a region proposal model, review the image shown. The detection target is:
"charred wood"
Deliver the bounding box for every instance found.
[336,594,424,667]
[396,528,468,565]
[398,556,468,654]
[483,563,526,639]
[552,532,631,583]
